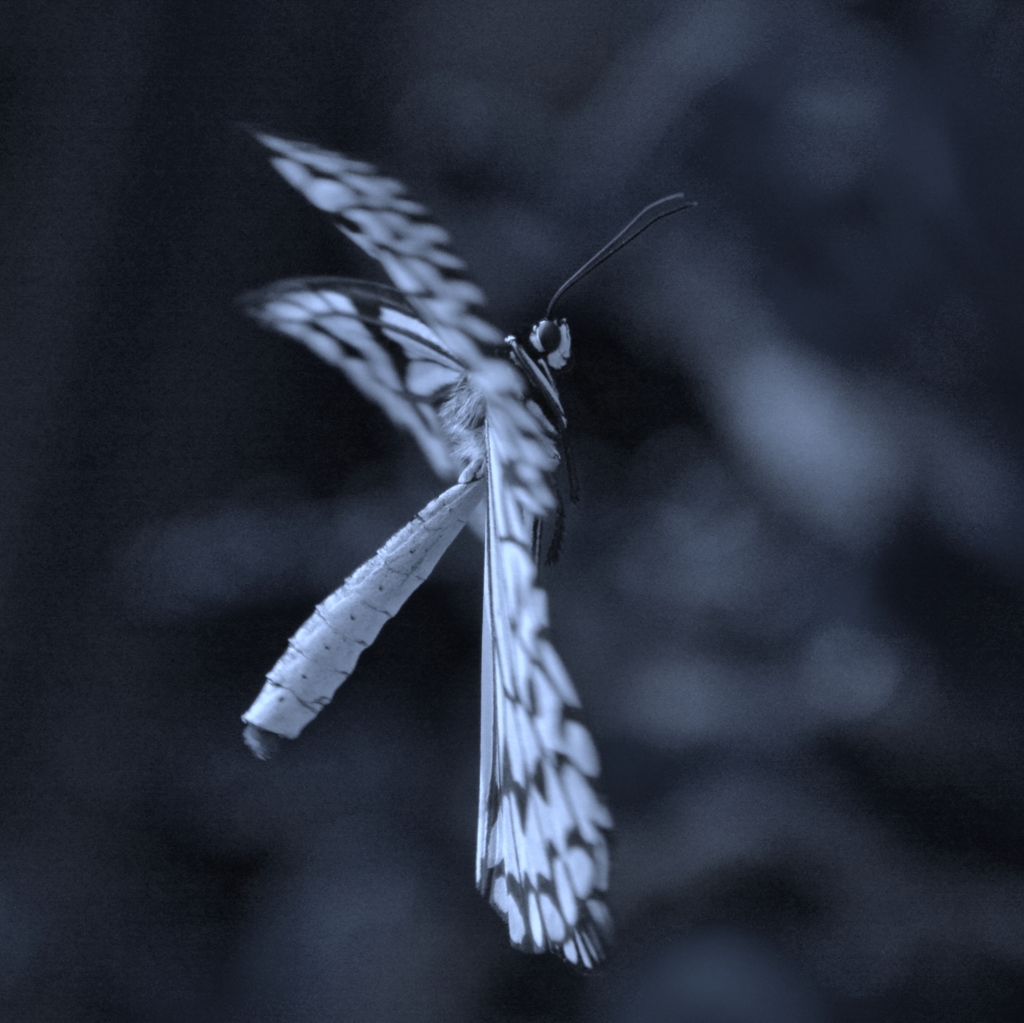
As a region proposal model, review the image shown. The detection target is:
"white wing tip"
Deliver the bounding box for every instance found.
[481,867,612,968]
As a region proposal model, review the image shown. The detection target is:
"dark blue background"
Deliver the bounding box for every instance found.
[3,1,1024,1019]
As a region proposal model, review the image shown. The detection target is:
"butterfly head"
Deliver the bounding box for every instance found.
[528,318,571,371]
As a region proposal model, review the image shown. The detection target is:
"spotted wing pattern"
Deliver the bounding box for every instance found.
[476,381,613,968]
[253,132,503,366]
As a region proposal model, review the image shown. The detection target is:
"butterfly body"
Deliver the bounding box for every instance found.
[241,133,612,968]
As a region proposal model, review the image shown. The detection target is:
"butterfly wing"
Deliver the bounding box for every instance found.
[242,276,470,480]
[252,132,505,368]
[475,372,613,967]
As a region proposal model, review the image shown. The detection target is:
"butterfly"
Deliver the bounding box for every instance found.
[239,131,692,967]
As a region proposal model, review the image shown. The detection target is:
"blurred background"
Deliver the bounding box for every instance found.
[3,0,1024,1019]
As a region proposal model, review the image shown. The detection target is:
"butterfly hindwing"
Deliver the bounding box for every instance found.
[476,387,613,968]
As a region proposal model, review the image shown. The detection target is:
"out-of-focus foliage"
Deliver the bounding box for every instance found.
[3,1,1024,1020]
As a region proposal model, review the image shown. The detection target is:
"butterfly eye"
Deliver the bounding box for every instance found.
[532,319,563,354]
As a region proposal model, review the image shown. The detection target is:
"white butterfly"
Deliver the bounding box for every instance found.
[239,132,691,967]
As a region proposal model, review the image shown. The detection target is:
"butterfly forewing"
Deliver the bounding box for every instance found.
[254,132,504,365]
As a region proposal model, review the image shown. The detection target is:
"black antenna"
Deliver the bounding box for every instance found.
[546,194,696,319]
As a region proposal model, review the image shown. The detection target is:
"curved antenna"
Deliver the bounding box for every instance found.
[546,194,696,319]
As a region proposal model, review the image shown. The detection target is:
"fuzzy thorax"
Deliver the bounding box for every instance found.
[439,374,488,469]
